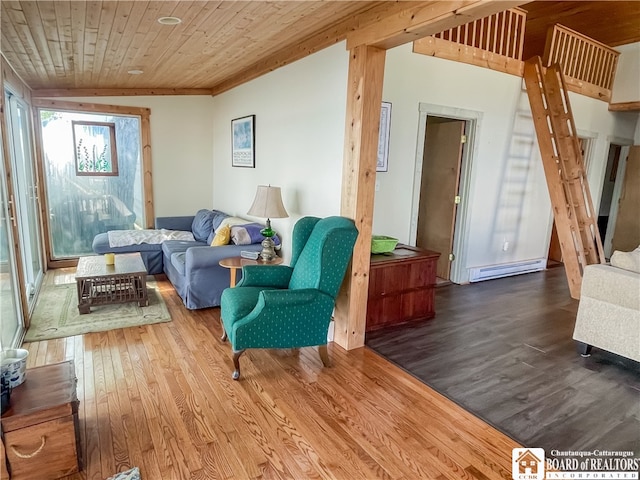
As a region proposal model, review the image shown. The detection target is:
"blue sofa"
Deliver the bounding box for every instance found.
[92,209,264,309]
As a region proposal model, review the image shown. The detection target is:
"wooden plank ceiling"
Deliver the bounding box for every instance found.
[1,1,639,95]
[0,0,406,94]
[522,1,640,59]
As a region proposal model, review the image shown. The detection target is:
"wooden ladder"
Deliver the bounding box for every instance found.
[523,56,605,299]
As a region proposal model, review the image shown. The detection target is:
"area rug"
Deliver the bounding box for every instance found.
[25,279,170,342]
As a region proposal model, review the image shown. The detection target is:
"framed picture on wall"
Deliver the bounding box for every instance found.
[377,102,392,172]
[231,115,255,168]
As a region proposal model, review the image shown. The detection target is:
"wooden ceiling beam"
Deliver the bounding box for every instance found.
[31,88,214,98]
[346,0,528,50]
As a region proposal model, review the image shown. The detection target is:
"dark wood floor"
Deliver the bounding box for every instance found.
[366,267,640,452]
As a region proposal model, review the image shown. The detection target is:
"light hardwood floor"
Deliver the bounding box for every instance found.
[23,271,519,480]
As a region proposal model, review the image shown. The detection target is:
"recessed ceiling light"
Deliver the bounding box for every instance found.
[127,69,144,75]
[157,16,182,25]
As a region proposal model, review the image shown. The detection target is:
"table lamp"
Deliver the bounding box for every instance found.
[247,185,289,261]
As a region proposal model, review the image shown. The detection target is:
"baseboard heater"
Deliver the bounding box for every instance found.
[469,258,546,282]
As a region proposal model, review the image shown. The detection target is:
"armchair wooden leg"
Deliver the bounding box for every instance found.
[318,344,331,367]
[232,349,245,380]
[220,318,227,342]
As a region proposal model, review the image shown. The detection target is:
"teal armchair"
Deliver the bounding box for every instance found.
[220,216,358,379]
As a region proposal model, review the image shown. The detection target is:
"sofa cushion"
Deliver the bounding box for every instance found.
[162,239,208,259]
[171,252,187,276]
[191,209,216,242]
[610,246,640,273]
[211,210,228,230]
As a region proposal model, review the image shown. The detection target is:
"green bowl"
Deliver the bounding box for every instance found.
[371,235,398,254]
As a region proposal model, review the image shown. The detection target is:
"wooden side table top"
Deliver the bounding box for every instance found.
[1,361,78,432]
[219,256,284,269]
[219,256,284,287]
[76,252,146,279]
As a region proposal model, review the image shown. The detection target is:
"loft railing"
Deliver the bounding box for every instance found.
[413,8,526,76]
[543,24,620,102]
[437,8,526,59]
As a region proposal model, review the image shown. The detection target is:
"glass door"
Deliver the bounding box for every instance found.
[0,128,24,348]
[5,90,44,313]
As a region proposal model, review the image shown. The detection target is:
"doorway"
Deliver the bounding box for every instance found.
[600,141,633,257]
[0,127,24,348]
[416,117,466,281]
[410,104,478,285]
[4,88,44,314]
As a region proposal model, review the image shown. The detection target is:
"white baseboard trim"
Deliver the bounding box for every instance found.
[469,258,546,282]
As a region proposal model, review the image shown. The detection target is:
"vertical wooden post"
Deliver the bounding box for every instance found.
[333,45,386,350]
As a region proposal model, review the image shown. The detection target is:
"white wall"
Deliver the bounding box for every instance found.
[211,43,349,261]
[611,42,640,104]
[68,40,638,273]
[67,96,214,217]
[376,43,638,282]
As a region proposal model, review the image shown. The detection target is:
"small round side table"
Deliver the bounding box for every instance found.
[219,256,284,287]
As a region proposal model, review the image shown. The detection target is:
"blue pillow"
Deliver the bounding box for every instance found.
[211,211,228,231]
[231,223,281,246]
[191,209,215,242]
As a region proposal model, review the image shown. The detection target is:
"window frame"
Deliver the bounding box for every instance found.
[32,99,154,268]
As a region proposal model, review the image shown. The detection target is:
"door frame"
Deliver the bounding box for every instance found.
[4,86,45,317]
[0,123,25,348]
[410,103,482,284]
[601,135,634,257]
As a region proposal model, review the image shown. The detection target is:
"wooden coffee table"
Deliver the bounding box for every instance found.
[75,253,148,314]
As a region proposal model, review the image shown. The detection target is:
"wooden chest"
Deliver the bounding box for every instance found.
[1,361,81,480]
[367,245,440,331]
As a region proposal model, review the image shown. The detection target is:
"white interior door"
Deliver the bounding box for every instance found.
[0,127,24,348]
[5,91,44,313]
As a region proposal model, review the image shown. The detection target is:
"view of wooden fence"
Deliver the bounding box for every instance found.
[542,24,620,102]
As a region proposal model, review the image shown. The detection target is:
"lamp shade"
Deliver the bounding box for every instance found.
[247,185,289,219]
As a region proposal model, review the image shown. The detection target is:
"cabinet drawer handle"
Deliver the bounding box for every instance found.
[10,436,46,458]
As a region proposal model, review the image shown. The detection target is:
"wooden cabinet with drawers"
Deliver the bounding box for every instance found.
[366,245,440,332]
[1,361,81,480]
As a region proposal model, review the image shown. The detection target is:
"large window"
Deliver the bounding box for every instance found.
[36,101,153,261]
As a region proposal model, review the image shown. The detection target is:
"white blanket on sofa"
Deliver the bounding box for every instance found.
[108,229,195,247]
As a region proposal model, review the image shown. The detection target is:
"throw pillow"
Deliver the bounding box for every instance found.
[610,246,640,273]
[191,209,215,242]
[211,224,231,246]
[231,223,281,246]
